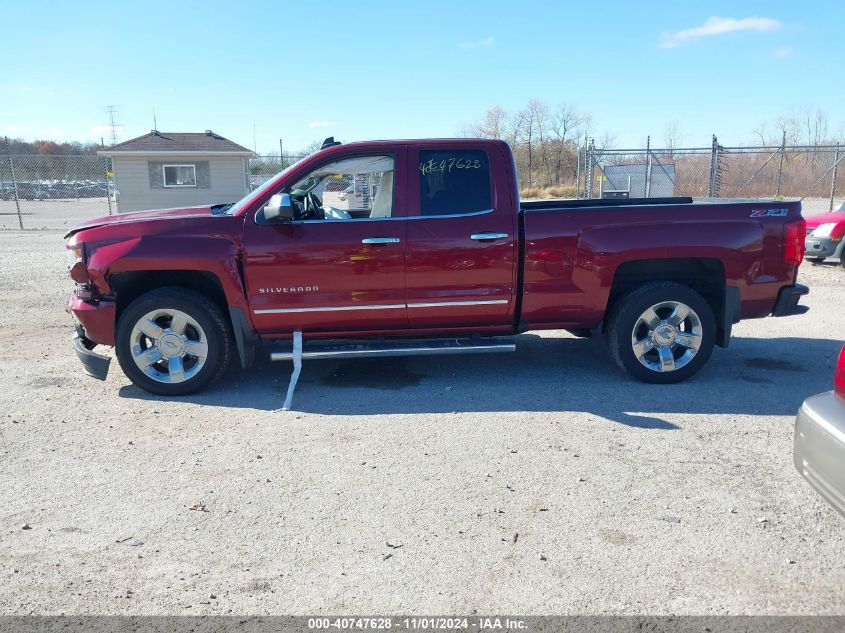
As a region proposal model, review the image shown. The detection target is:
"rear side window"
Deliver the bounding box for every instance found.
[418,149,491,216]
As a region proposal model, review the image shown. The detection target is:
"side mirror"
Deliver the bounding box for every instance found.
[263,193,294,222]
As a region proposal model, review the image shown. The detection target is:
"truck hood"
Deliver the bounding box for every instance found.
[806,211,845,229]
[64,205,216,238]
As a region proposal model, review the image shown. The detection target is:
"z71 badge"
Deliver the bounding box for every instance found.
[750,208,788,217]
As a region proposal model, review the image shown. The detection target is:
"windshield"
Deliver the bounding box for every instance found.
[220,154,312,216]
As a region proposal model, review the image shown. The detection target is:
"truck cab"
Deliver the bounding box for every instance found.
[240,139,518,335]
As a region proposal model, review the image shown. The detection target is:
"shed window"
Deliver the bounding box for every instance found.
[163,164,197,187]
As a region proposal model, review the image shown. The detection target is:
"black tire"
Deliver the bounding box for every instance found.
[808,257,825,264]
[606,281,716,384]
[115,287,233,396]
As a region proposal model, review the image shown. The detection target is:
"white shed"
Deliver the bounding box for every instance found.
[99,130,254,213]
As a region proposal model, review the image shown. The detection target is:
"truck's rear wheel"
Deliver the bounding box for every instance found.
[115,287,233,395]
[606,282,715,384]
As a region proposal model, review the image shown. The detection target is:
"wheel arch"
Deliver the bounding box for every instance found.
[606,258,734,347]
[109,270,258,368]
[110,270,227,318]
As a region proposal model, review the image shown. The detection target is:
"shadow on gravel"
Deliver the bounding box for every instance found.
[807,260,843,269]
[117,334,843,429]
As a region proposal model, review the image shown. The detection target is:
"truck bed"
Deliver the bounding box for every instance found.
[521,196,693,211]
[517,197,803,329]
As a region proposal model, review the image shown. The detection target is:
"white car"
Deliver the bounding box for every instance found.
[794,343,845,517]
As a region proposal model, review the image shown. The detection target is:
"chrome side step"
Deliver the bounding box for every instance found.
[272,335,516,411]
[270,337,516,362]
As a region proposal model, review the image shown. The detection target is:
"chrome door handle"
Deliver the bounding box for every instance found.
[470,233,508,241]
[361,237,401,245]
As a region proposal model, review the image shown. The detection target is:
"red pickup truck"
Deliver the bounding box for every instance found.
[65,138,809,396]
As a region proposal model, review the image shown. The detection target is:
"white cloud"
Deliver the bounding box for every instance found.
[5,124,23,133]
[308,120,335,128]
[660,16,782,49]
[459,36,494,49]
[772,46,793,58]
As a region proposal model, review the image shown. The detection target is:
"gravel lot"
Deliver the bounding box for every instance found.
[0,230,843,615]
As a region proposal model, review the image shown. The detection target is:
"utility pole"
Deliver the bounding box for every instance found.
[830,144,840,211]
[776,130,786,197]
[708,135,721,198]
[5,137,23,229]
[585,138,595,199]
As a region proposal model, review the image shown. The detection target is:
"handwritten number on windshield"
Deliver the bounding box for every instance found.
[419,158,481,175]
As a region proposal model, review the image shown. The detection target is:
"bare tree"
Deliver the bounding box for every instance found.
[303,139,324,155]
[550,103,590,182]
[751,121,770,146]
[797,105,829,145]
[470,106,509,139]
[753,114,799,146]
[517,100,550,187]
[663,121,682,158]
[466,100,598,188]
[531,100,551,184]
[595,131,618,150]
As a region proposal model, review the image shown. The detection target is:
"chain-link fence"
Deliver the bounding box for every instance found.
[581,137,844,216]
[0,151,116,230]
[0,151,315,230]
[3,141,843,229]
[248,153,309,191]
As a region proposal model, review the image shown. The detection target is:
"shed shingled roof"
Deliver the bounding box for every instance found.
[102,130,253,154]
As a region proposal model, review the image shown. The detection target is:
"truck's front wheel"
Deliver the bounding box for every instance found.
[115,287,233,396]
[606,282,715,384]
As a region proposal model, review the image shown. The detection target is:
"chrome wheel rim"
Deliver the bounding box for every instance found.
[130,309,208,384]
[631,301,703,373]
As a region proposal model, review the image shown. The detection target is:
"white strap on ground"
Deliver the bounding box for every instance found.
[281,330,303,411]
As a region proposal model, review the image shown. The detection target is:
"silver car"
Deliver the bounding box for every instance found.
[794,343,845,517]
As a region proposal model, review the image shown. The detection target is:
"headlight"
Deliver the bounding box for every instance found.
[812,223,837,238]
[66,243,89,284]
[66,244,84,267]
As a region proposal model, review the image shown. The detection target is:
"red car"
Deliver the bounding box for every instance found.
[805,202,845,265]
[65,138,809,396]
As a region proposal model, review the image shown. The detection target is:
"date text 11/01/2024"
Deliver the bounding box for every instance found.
[306,617,527,629]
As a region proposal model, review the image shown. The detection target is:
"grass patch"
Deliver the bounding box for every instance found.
[521,185,577,200]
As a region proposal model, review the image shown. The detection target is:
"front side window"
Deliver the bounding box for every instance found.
[418,149,491,216]
[286,155,394,221]
[163,164,197,188]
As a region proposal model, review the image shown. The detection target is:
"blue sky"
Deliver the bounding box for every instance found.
[1,1,843,152]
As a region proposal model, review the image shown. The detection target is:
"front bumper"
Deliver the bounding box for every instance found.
[66,292,116,345]
[67,291,116,380]
[72,330,110,380]
[805,235,842,259]
[794,391,845,518]
[771,283,809,317]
